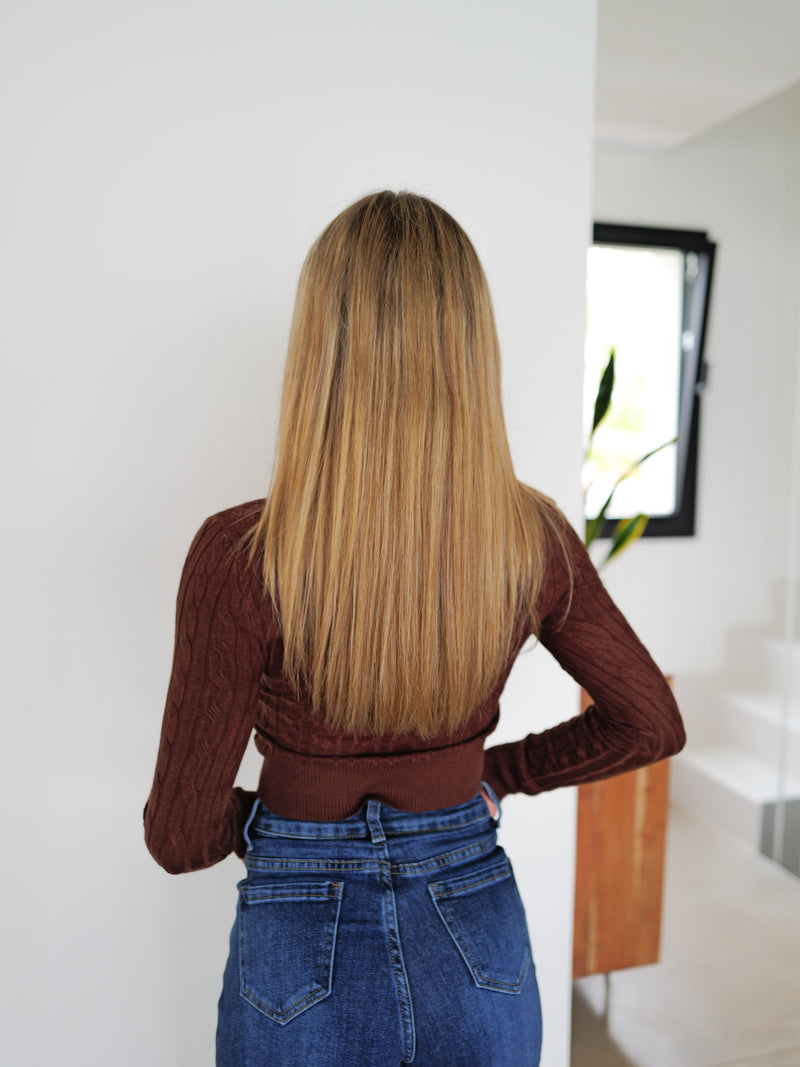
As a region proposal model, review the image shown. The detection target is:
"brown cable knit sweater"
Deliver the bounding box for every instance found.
[144,498,685,874]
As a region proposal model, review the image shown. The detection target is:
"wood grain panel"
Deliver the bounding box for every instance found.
[572,686,672,978]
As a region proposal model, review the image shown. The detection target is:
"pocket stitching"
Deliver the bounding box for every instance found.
[239,880,344,1024]
[429,864,511,899]
[428,863,531,994]
[240,882,343,904]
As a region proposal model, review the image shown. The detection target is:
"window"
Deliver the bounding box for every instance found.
[584,223,716,538]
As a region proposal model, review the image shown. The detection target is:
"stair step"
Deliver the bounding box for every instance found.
[724,628,800,698]
[724,689,800,724]
[672,678,800,776]
[676,746,800,802]
[670,745,800,853]
[719,690,800,776]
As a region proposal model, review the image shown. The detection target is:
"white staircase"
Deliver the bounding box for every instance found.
[670,622,800,876]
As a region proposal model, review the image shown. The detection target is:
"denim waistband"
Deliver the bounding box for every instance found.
[243,781,501,848]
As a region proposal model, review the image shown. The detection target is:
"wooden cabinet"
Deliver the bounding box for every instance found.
[572,686,672,978]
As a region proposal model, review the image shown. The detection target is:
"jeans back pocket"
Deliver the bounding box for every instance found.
[238,880,344,1024]
[428,856,531,994]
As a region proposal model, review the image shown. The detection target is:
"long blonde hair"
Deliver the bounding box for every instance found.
[245,191,564,737]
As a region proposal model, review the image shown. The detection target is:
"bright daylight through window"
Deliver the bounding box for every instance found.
[583,224,716,538]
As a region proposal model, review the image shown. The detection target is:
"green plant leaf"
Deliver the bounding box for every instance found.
[582,343,678,559]
[622,436,678,480]
[585,434,678,547]
[585,488,615,547]
[591,347,615,435]
[603,514,649,566]
[584,511,604,548]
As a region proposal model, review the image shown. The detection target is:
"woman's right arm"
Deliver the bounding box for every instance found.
[143,515,266,874]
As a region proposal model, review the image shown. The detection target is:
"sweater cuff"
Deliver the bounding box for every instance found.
[232,787,258,858]
[483,742,525,802]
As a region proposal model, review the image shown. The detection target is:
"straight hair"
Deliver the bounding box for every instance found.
[244,191,567,737]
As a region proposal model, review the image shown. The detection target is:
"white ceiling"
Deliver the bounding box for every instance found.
[595,0,800,149]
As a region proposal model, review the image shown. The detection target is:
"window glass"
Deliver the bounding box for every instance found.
[583,224,716,538]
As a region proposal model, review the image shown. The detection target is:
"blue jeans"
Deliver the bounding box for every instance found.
[216,785,542,1066]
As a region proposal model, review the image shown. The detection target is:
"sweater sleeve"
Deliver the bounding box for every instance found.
[482,516,686,801]
[143,515,267,874]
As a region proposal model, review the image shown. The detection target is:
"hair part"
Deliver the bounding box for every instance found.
[244,190,568,737]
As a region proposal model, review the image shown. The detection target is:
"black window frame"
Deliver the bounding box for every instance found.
[589,222,717,538]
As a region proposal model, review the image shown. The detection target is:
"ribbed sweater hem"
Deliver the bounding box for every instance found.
[255,733,488,821]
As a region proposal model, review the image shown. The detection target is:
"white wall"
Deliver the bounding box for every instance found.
[1,3,596,1065]
[592,83,800,677]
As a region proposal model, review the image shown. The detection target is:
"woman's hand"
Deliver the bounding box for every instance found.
[480,785,499,819]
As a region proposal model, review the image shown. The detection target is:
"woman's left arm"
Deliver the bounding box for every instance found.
[483,518,686,800]
[143,515,267,874]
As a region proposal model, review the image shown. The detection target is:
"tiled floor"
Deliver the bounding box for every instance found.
[571,804,800,1067]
